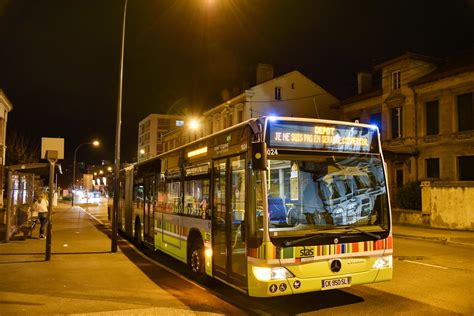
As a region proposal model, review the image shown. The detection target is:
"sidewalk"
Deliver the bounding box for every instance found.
[0,202,241,315]
[393,224,474,248]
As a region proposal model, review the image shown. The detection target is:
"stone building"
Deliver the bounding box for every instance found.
[340,52,474,230]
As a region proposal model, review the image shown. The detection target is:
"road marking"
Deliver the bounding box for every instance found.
[402,259,448,270]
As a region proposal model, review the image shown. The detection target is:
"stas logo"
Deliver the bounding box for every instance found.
[299,246,314,258]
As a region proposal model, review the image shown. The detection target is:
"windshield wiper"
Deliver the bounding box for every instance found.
[282,226,381,247]
[341,225,381,240]
[282,233,337,247]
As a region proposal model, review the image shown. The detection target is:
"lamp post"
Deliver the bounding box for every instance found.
[72,140,99,206]
[112,0,128,253]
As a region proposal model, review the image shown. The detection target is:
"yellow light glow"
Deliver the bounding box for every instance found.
[107,166,113,172]
[140,149,145,155]
[189,119,200,130]
[187,146,208,158]
[92,140,100,146]
[205,247,213,258]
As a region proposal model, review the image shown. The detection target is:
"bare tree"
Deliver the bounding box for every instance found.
[5,129,40,165]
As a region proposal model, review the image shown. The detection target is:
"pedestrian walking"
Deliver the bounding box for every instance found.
[34,194,49,239]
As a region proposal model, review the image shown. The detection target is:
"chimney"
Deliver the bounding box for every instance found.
[221,89,230,102]
[357,72,373,94]
[256,63,274,85]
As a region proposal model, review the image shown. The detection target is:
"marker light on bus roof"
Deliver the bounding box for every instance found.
[187,146,208,158]
[370,125,379,130]
[268,116,279,122]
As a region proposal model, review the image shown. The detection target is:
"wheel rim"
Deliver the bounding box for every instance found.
[191,249,201,273]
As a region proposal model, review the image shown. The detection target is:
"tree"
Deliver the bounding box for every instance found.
[5,128,40,166]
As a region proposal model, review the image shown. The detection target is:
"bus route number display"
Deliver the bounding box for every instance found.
[268,121,376,153]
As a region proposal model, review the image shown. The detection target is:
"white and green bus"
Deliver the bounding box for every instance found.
[118,116,393,297]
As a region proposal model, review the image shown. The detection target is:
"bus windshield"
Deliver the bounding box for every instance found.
[264,153,389,237]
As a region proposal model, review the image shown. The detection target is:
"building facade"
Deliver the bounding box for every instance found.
[0,90,13,206]
[340,52,474,229]
[137,114,186,162]
[164,67,340,150]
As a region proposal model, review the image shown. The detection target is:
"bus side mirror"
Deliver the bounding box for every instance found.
[252,142,267,171]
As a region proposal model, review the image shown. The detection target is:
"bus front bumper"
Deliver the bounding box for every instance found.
[247,263,392,297]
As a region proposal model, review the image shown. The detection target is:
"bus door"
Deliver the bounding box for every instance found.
[144,175,155,245]
[212,155,247,288]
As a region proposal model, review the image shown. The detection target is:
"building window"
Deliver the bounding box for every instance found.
[426,158,440,179]
[237,110,243,123]
[391,107,403,139]
[396,169,403,188]
[392,70,401,90]
[425,100,439,135]
[458,156,474,180]
[176,120,184,127]
[457,93,473,132]
[275,87,281,100]
[370,112,382,131]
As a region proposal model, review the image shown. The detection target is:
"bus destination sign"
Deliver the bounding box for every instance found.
[267,121,377,153]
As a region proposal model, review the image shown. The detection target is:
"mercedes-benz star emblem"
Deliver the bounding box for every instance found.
[330,259,342,273]
[334,238,339,244]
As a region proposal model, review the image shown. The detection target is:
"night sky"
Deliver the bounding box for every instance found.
[0,0,473,185]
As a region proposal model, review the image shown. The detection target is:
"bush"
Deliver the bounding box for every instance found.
[62,196,72,201]
[395,181,421,210]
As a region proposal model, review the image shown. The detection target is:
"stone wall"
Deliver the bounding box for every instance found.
[422,181,474,231]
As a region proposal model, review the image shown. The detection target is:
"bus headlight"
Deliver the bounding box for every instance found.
[252,266,295,281]
[372,255,392,269]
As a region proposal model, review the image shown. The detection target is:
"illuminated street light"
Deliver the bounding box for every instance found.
[72,140,100,206]
[107,166,113,172]
[189,119,200,130]
[140,148,145,155]
[99,170,103,175]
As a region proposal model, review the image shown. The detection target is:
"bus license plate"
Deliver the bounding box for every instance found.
[321,277,351,290]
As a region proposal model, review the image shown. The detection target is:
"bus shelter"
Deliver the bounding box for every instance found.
[0,163,54,242]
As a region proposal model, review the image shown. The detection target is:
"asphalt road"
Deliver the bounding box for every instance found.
[84,202,474,315]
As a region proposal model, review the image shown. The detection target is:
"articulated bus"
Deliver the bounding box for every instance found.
[118,116,392,297]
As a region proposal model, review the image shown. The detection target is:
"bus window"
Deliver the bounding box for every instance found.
[166,180,182,214]
[184,179,210,219]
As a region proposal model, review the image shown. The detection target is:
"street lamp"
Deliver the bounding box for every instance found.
[72,140,99,206]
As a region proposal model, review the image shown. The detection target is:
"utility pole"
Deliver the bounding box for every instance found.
[45,150,58,261]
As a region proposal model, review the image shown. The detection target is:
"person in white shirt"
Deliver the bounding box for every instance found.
[34,195,49,239]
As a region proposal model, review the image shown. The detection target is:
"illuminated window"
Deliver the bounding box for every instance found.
[457,93,473,132]
[275,87,281,100]
[458,156,474,180]
[176,120,184,127]
[391,107,403,139]
[392,70,401,90]
[426,158,440,179]
[425,100,439,135]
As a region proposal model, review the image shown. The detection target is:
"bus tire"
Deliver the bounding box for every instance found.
[134,217,142,247]
[188,238,207,282]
